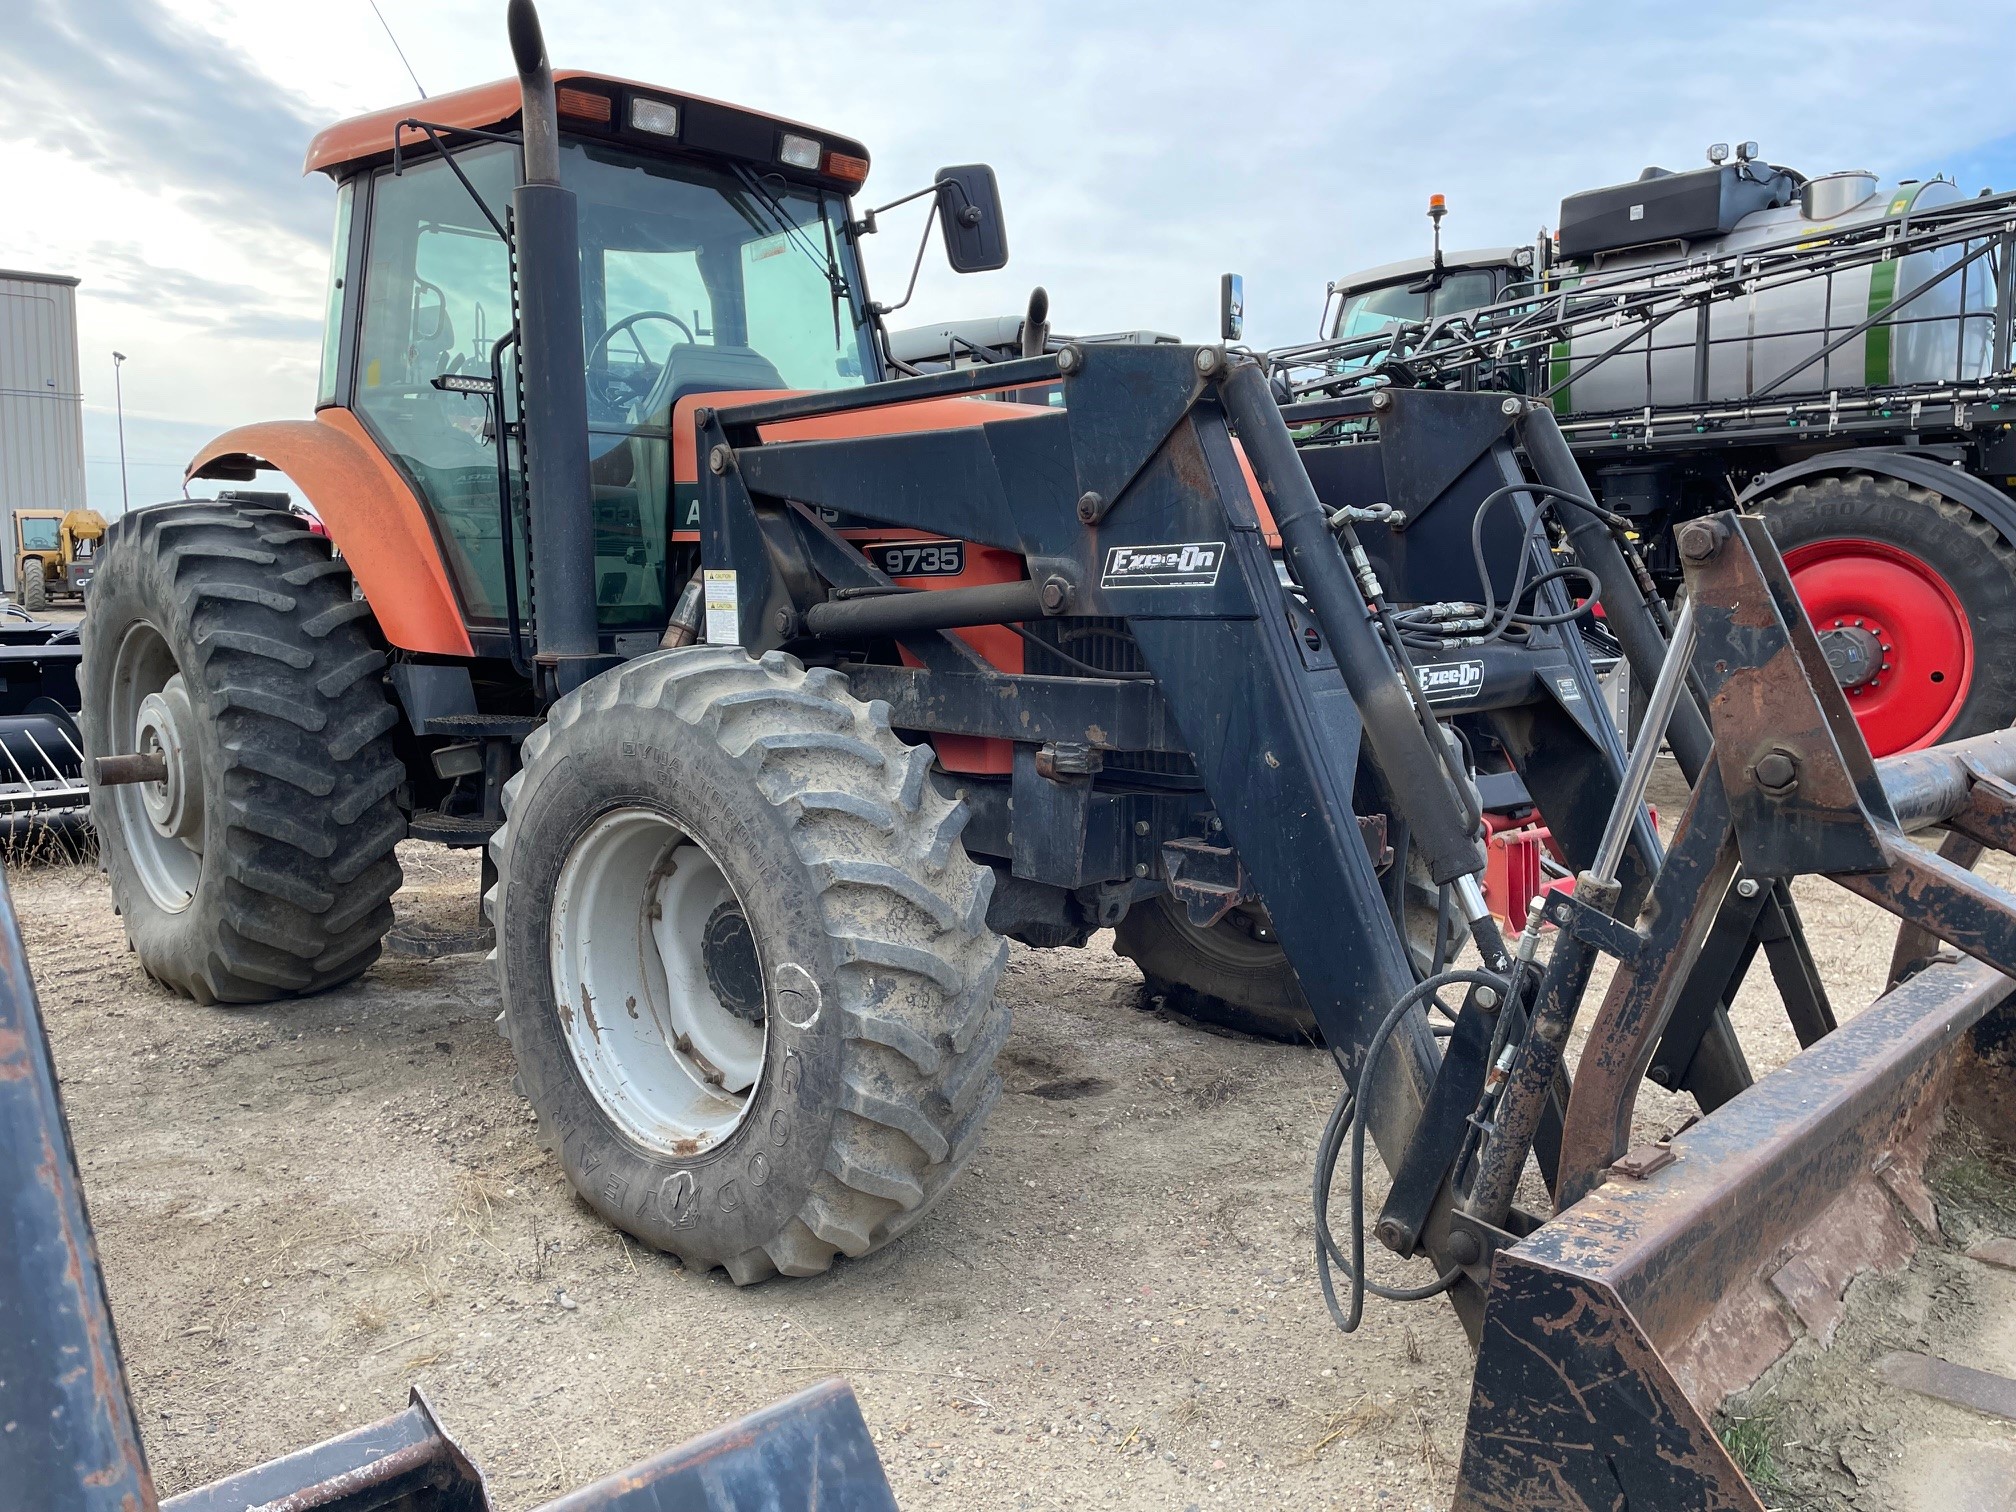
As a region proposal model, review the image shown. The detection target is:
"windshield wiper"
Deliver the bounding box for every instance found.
[730,165,852,343]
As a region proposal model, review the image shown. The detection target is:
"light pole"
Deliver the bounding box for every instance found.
[111,351,129,514]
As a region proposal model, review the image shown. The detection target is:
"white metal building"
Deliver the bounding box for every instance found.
[0,270,87,593]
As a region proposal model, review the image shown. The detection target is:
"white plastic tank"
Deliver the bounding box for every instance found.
[1553,173,1996,413]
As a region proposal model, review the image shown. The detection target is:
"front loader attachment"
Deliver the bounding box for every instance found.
[1450,513,2016,1509]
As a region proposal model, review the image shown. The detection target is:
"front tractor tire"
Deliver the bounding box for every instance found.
[81,500,405,1004]
[20,565,47,613]
[489,648,1009,1282]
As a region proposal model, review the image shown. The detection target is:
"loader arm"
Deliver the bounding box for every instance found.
[693,345,1669,1328]
[691,344,2016,1509]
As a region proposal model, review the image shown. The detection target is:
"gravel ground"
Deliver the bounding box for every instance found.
[13,757,2016,1510]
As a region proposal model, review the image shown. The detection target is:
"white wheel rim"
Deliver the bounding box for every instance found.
[550,808,767,1156]
[108,623,202,913]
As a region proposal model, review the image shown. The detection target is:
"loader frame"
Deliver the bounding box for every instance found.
[685,344,2016,1506]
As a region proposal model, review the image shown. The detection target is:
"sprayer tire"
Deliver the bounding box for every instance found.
[82,500,404,1005]
[1758,472,2016,754]
[487,647,1009,1282]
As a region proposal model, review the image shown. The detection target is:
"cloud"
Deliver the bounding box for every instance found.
[17,0,2016,431]
[78,242,322,345]
[0,0,326,248]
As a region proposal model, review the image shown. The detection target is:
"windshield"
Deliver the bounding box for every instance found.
[352,139,873,633]
[18,518,60,552]
[1330,268,1501,342]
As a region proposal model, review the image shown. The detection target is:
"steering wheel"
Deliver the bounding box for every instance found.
[587,310,697,416]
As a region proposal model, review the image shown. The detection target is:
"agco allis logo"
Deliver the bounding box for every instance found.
[1100,541,1227,589]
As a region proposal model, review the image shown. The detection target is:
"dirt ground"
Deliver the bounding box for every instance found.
[14,756,2016,1510]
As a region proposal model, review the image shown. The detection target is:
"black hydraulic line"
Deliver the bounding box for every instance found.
[1219,361,1486,888]
[801,580,1049,640]
[1516,407,1716,782]
[1460,924,1604,1225]
[1317,967,1507,1334]
[507,0,600,698]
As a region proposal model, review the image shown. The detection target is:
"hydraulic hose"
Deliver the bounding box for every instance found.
[1220,362,1487,889]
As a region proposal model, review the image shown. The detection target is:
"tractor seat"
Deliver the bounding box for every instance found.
[635,344,788,430]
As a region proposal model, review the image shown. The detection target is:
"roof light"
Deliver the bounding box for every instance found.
[556,88,612,123]
[629,97,679,138]
[779,133,822,170]
[822,149,869,185]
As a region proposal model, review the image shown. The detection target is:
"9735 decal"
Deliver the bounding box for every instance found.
[872,540,965,578]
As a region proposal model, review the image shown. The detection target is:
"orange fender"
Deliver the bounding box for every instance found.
[186,409,473,656]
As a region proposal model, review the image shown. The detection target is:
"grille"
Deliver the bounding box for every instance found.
[1019,617,1195,778]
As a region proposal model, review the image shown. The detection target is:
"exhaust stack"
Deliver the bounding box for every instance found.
[506,0,601,697]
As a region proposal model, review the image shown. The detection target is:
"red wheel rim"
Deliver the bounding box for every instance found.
[1782,537,1973,755]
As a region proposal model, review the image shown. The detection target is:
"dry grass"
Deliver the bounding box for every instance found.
[453,1168,512,1229]
[1,813,95,871]
[1303,1394,1399,1460]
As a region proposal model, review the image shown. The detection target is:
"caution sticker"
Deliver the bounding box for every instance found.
[704,569,741,645]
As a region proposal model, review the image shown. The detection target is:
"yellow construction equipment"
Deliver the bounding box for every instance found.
[12,507,106,611]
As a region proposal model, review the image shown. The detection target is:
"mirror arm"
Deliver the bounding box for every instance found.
[852,180,941,236]
[870,198,942,319]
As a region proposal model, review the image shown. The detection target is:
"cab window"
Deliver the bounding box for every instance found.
[317,180,355,409]
[1332,269,1502,341]
[354,143,524,626]
[351,137,876,637]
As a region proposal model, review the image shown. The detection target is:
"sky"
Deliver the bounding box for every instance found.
[10,0,2016,511]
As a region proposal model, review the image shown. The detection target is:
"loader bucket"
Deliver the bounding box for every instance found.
[0,854,897,1512]
[1456,966,2012,1509]
[1447,510,2016,1509]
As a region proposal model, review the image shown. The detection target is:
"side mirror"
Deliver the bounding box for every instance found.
[935,165,1008,274]
[1219,273,1245,343]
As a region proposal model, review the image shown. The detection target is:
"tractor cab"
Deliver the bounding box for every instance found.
[307,76,892,646]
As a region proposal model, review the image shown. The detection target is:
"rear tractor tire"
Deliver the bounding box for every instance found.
[488,647,1009,1282]
[81,500,405,1004]
[1117,862,1446,1045]
[1116,897,1316,1043]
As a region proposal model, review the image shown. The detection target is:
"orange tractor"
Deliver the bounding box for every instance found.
[81,6,2016,1505]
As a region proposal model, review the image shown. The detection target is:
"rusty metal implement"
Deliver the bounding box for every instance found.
[1447,511,2016,1509]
